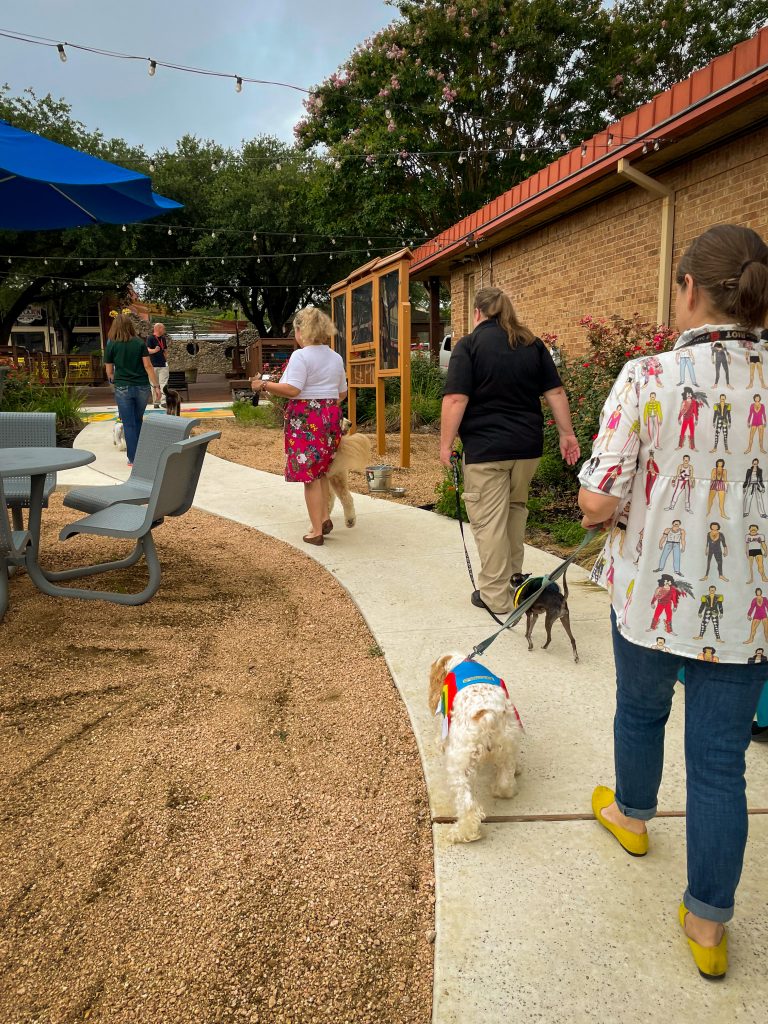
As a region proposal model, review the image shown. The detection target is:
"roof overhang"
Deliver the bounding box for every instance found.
[411,31,768,281]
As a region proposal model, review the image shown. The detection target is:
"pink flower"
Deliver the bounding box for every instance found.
[387,121,396,132]
[390,76,400,89]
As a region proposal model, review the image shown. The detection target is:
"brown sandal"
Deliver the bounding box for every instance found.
[322,519,334,536]
[303,534,324,546]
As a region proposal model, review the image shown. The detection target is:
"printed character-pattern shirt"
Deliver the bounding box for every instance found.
[578,324,768,664]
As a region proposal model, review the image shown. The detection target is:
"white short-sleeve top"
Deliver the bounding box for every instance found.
[280,344,347,400]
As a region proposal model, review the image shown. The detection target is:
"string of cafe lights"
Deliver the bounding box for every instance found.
[0,28,310,94]
[2,245,395,266]
[111,224,428,245]
[12,273,328,293]
[0,28,670,172]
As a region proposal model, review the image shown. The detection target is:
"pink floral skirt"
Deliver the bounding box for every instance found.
[284,398,342,483]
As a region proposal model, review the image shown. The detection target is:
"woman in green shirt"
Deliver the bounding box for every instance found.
[104,312,161,464]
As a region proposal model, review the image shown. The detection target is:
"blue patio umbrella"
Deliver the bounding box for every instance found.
[0,120,182,230]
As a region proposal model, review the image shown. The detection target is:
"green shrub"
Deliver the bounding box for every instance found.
[0,368,85,444]
[231,401,277,427]
[549,520,586,546]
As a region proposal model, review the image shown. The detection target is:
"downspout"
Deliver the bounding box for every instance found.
[617,158,675,326]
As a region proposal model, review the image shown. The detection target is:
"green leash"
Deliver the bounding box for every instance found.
[466,528,601,661]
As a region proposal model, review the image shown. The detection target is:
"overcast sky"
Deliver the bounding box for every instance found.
[0,0,395,152]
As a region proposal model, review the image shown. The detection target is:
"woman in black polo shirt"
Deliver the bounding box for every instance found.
[440,286,580,615]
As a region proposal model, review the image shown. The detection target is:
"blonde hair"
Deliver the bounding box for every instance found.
[107,313,137,342]
[293,306,336,345]
[474,286,534,347]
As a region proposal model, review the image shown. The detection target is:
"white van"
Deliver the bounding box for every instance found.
[439,334,453,373]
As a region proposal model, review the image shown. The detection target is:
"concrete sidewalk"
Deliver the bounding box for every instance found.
[60,422,768,1024]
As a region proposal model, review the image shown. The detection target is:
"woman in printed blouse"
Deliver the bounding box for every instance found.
[578,224,768,981]
[252,307,347,546]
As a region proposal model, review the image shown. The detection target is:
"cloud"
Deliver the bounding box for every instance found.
[0,0,395,150]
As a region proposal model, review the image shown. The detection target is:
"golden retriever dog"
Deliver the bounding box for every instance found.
[327,428,372,528]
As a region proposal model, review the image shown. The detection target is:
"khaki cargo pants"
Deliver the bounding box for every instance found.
[462,457,540,614]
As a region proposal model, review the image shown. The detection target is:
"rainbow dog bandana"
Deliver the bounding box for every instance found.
[436,659,523,739]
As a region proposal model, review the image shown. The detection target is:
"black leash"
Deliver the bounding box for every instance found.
[448,452,601,659]
[450,454,504,625]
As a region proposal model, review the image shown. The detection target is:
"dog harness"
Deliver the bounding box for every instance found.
[436,659,522,739]
[512,576,558,609]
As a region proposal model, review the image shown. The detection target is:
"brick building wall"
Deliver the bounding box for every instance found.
[450,123,768,358]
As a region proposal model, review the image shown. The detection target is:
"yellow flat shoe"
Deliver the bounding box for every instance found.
[678,903,727,980]
[591,785,649,857]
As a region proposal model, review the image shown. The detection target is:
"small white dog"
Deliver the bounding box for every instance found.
[112,418,126,452]
[326,424,372,528]
[429,651,523,843]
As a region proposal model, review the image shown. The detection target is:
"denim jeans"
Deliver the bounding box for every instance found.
[657,541,681,574]
[610,611,764,922]
[114,384,151,464]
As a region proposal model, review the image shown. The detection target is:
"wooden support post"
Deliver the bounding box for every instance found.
[617,158,675,326]
[400,300,411,468]
[428,276,442,365]
[375,379,386,458]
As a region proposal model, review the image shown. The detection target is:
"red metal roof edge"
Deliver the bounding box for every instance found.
[411,26,768,275]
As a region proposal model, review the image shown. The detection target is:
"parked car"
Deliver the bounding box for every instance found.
[439,334,452,373]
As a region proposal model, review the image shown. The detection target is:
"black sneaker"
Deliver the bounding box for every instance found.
[751,722,768,743]
[471,591,509,616]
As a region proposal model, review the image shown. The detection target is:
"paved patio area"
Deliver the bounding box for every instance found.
[60,420,768,1023]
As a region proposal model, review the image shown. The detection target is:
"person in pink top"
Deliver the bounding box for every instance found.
[745,587,768,644]
[745,393,766,453]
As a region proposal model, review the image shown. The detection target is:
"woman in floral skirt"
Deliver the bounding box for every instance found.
[252,307,347,545]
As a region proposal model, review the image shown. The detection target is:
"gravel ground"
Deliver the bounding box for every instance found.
[202,420,444,510]
[0,497,434,1024]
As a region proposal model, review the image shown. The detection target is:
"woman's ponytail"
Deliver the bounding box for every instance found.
[677,225,768,328]
[474,286,534,347]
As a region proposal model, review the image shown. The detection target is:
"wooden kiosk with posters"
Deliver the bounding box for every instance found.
[329,249,411,468]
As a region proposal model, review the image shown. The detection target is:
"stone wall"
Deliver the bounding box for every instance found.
[449,123,768,357]
[166,337,238,375]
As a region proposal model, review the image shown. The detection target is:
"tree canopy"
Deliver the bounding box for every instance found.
[296,0,768,229]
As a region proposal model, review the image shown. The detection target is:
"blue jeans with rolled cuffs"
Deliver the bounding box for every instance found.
[610,611,764,922]
[114,385,151,464]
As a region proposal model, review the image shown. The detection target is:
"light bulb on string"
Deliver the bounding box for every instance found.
[506,126,513,137]
[559,132,568,143]
[607,133,614,146]
[44,259,48,265]
[397,157,402,166]
[79,260,83,266]
[235,77,243,93]
[653,140,660,151]
[6,257,11,264]
[211,231,216,238]
[114,260,119,266]
[458,152,466,164]
[221,259,225,265]
[642,143,649,155]
[445,115,452,126]
[520,151,526,161]
[185,259,190,266]
[275,162,282,171]
[331,238,336,245]
[257,257,261,263]
[292,255,297,262]
[149,161,155,172]
[57,43,67,62]
[292,235,296,242]
[148,59,157,76]
[150,260,154,266]
[581,144,587,157]
[121,224,126,232]
[167,227,172,235]
[252,233,257,241]
[385,109,392,119]
[366,250,371,257]
[367,239,371,246]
